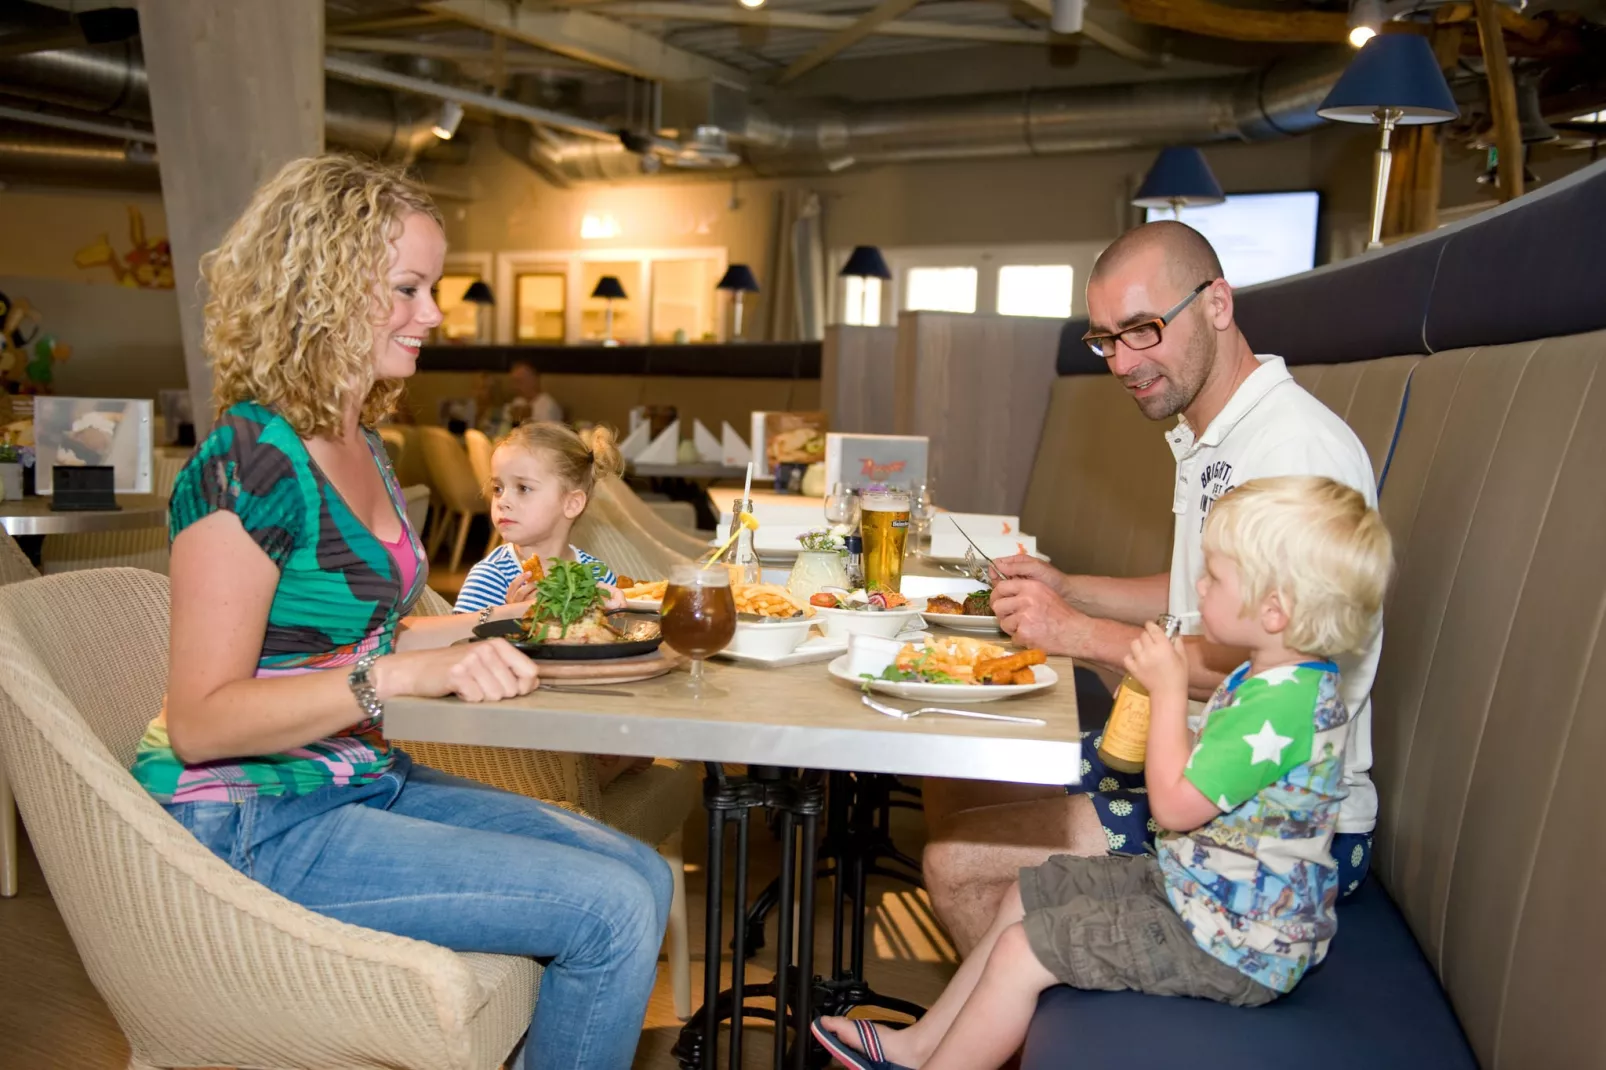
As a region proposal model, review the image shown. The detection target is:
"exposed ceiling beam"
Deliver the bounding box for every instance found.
[597,4,1049,46]
[1010,0,1163,65]
[327,12,454,34]
[1119,0,1349,43]
[325,34,591,70]
[424,0,749,87]
[778,0,928,84]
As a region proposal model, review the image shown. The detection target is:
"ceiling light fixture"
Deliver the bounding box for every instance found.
[738,0,767,9]
[580,212,621,240]
[1347,0,1384,48]
[1050,0,1085,35]
[431,100,464,140]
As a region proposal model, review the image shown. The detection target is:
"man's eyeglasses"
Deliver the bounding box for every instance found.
[1082,280,1214,359]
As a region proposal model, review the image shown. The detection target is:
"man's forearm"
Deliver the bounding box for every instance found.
[1062,572,1168,627]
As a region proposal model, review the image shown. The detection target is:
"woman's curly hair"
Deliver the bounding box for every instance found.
[201,154,443,437]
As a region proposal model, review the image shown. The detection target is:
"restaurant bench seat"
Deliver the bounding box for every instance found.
[1021,328,1606,1068]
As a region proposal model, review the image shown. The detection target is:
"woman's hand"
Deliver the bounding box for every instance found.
[380,638,538,703]
[597,582,625,611]
[1123,620,1188,699]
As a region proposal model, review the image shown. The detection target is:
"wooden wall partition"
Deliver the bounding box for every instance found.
[894,313,1062,516]
[821,326,899,434]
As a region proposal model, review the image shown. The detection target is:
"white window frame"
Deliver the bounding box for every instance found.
[493,246,729,345]
[828,242,1108,326]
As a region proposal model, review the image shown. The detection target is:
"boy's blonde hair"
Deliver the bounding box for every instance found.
[202,154,443,437]
[1202,475,1393,657]
[495,421,625,508]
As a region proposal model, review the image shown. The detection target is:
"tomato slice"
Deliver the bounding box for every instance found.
[809,592,839,608]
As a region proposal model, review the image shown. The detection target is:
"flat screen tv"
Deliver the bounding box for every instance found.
[1145,191,1320,289]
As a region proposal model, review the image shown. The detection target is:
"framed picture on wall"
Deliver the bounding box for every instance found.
[32,396,154,495]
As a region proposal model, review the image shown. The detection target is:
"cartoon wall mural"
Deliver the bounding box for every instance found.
[0,290,72,395]
[74,205,175,289]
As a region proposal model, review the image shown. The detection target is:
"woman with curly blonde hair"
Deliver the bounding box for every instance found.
[133,154,669,1070]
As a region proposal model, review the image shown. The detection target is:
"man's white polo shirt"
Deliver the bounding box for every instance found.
[1164,354,1382,835]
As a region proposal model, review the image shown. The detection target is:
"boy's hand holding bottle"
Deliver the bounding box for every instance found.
[1124,620,1188,701]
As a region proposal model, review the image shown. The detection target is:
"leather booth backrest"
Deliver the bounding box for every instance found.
[1021,355,1418,579]
[1370,329,1606,1068]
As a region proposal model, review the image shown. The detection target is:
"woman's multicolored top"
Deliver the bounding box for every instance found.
[131,401,428,804]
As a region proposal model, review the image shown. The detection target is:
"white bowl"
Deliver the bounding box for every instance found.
[725,616,815,659]
[813,604,925,640]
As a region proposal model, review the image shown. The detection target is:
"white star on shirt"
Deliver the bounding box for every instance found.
[1258,665,1302,686]
[1243,720,1294,765]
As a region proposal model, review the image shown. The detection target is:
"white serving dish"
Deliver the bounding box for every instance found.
[813,604,926,640]
[724,616,814,659]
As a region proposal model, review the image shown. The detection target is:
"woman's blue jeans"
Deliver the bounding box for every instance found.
[165,751,672,1070]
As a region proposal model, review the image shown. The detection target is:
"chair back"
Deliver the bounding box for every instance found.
[418,427,488,516]
[594,477,713,559]
[572,492,695,582]
[401,484,431,539]
[463,429,495,495]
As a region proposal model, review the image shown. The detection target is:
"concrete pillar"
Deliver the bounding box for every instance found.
[138,0,324,434]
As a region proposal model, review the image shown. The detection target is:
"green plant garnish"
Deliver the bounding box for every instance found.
[797,529,844,553]
[528,558,607,639]
[858,649,964,688]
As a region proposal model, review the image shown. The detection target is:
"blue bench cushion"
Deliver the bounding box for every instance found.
[1020,877,1477,1070]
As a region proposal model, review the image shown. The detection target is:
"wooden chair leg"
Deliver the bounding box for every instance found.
[448,512,472,575]
[662,827,692,1020]
[0,763,17,898]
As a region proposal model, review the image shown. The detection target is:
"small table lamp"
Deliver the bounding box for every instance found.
[716,264,760,340]
[1131,147,1226,218]
[1317,33,1459,250]
[461,279,494,342]
[590,275,627,346]
[838,245,891,326]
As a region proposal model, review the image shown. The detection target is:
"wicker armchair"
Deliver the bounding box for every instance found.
[0,569,535,1070]
[0,529,37,898]
[418,426,491,573]
[595,476,714,560]
[572,490,697,584]
[399,585,699,1018]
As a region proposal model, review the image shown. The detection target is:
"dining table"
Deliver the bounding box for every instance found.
[0,493,168,567]
[385,649,1081,1070]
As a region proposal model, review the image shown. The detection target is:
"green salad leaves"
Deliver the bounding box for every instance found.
[528,558,608,639]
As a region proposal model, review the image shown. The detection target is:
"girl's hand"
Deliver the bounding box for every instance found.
[598,583,625,611]
[1123,621,1188,698]
[507,571,540,604]
[380,639,538,703]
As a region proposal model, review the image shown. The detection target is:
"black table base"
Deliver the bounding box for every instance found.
[675,767,928,1070]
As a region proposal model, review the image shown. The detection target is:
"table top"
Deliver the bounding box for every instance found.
[708,487,822,513]
[386,653,1081,786]
[0,494,167,536]
[629,462,750,481]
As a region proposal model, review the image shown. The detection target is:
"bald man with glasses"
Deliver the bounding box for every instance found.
[922,221,1385,954]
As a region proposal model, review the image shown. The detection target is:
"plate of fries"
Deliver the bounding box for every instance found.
[830,634,1057,701]
[732,583,816,619]
[619,579,669,611]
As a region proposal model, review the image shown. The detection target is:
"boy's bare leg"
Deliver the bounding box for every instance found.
[921,923,1058,1070]
[818,882,1031,1068]
[923,794,1107,954]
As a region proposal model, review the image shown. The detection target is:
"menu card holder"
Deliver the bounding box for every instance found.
[50,465,119,512]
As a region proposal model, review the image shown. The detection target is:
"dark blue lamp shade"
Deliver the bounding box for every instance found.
[839,245,892,280]
[716,264,761,293]
[461,280,495,305]
[1317,33,1459,125]
[1131,147,1226,210]
[590,275,627,300]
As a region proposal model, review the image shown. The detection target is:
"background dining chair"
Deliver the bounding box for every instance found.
[0,568,536,1070]
[595,477,716,559]
[418,426,490,574]
[0,528,38,899]
[399,585,699,1019]
[401,484,432,542]
[573,488,698,583]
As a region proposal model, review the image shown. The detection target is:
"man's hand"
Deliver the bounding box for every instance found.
[991,577,1094,655]
[989,552,1071,600]
[1124,621,1189,700]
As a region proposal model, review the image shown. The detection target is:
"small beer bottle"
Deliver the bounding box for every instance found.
[1096,614,1181,775]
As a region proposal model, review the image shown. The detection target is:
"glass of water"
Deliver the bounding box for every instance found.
[909,483,935,550]
[824,481,860,532]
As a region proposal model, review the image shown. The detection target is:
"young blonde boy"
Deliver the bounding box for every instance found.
[814,475,1394,1070]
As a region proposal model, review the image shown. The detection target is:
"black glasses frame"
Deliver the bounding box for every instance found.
[1083,280,1214,359]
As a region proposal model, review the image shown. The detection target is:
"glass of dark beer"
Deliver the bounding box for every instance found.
[661,564,737,696]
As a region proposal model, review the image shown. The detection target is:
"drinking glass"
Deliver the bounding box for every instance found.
[860,488,911,593]
[909,482,935,551]
[660,564,737,696]
[824,481,860,533]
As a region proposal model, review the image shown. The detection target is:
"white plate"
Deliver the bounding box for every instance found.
[828,655,1058,702]
[715,627,927,667]
[923,611,1004,634]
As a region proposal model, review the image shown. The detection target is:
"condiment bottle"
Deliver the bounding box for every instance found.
[1096,614,1181,774]
[843,534,864,589]
[728,498,760,585]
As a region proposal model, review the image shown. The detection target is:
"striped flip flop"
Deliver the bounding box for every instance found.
[809,1017,913,1070]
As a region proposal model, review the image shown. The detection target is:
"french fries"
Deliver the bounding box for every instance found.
[892,636,1045,686]
[620,579,669,602]
[733,583,815,619]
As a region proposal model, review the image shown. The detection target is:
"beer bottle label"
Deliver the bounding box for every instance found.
[1100,684,1151,765]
